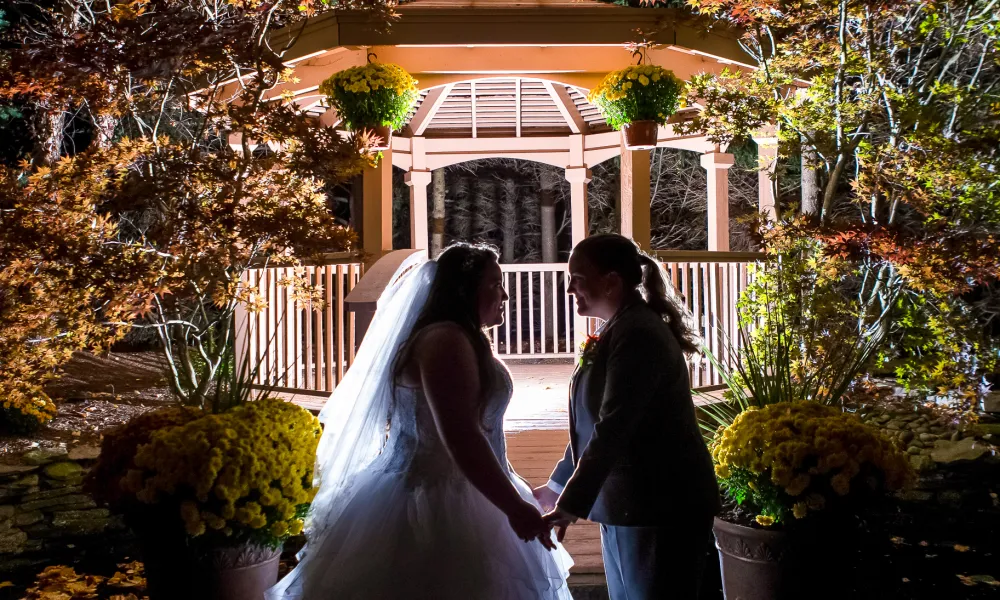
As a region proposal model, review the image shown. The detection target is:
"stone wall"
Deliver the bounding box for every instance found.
[0,446,132,573]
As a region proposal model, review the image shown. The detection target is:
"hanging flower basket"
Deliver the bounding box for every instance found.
[588,65,684,150]
[320,62,420,151]
[621,121,659,150]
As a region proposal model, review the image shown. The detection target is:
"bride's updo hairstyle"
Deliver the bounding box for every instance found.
[393,243,500,402]
[572,234,699,355]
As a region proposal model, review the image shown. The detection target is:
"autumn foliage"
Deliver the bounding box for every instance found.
[0,0,391,429]
[679,0,1000,398]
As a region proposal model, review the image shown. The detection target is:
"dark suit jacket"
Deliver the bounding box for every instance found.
[550,302,721,526]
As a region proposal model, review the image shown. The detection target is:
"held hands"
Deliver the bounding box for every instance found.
[542,507,578,543]
[531,485,559,513]
[507,499,557,551]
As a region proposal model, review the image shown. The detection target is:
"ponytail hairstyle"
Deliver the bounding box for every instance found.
[572,234,699,355]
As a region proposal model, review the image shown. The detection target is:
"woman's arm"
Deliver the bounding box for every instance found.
[554,327,666,520]
[416,324,555,548]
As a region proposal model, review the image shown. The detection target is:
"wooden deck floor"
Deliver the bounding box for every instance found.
[287,361,724,578]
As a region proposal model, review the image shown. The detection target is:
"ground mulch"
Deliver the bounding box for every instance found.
[0,352,174,460]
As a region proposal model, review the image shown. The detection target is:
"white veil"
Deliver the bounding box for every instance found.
[296,253,437,561]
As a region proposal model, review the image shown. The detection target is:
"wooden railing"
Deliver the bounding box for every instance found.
[235,250,765,396]
[656,251,764,387]
[491,264,578,359]
[235,256,364,397]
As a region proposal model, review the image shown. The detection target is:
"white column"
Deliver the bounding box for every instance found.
[565,166,592,246]
[753,135,779,222]
[404,170,431,250]
[701,151,735,252]
[565,165,591,353]
[362,147,393,264]
[619,141,652,251]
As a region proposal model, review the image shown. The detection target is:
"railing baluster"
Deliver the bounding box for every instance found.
[324,266,334,391]
[304,267,313,390]
[528,272,535,355]
[504,271,511,356]
[563,271,572,354]
[515,272,523,355]
[348,264,359,367]
[539,272,547,355]
[250,270,261,386]
[335,265,345,384]
[551,269,558,354]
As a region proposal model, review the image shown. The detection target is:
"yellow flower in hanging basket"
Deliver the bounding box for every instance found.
[588,64,684,130]
[320,62,420,130]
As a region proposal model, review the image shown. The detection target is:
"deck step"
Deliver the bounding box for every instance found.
[568,574,609,600]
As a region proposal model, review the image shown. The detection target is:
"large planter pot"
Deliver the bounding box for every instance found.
[621,120,658,150]
[359,124,393,151]
[713,516,855,600]
[133,518,281,600]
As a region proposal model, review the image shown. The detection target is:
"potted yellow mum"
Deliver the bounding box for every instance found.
[320,62,420,151]
[88,397,321,600]
[588,64,683,149]
[699,244,912,600]
[710,403,912,600]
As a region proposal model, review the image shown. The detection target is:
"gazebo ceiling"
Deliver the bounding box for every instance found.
[406,78,611,138]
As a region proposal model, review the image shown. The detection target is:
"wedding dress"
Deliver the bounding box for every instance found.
[266,256,573,600]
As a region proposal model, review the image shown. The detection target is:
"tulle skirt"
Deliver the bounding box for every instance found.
[266,466,574,600]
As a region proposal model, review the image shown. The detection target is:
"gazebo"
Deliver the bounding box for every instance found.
[232,1,770,578]
[236,0,773,398]
[235,0,779,256]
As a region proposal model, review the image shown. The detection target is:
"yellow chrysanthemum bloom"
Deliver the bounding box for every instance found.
[755,515,775,527]
[587,65,684,131]
[712,402,914,525]
[320,62,420,130]
[125,399,321,545]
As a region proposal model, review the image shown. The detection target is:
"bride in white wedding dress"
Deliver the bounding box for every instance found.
[267,244,573,600]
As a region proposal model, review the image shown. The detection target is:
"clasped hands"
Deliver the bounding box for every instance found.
[506,487,579,551]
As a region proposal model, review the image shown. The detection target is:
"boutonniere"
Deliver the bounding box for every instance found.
[578,334,600,369]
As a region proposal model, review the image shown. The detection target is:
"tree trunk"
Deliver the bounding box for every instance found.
[800,139,821,217]
[539,169,558,263]
[474,178,494,241]
[92,112,117,150]
[500,178,518,263]
[32,103,65,166]
[454,177,472,241]
[430,168,446,258]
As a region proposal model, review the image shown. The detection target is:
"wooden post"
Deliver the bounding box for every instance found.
[753,135,779,221]
[564,166,591,246]
[362,149,393,265]
[619,141,652,251]
[702,151,735,252]
[404,170,431,250]
[565,165,591,353]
